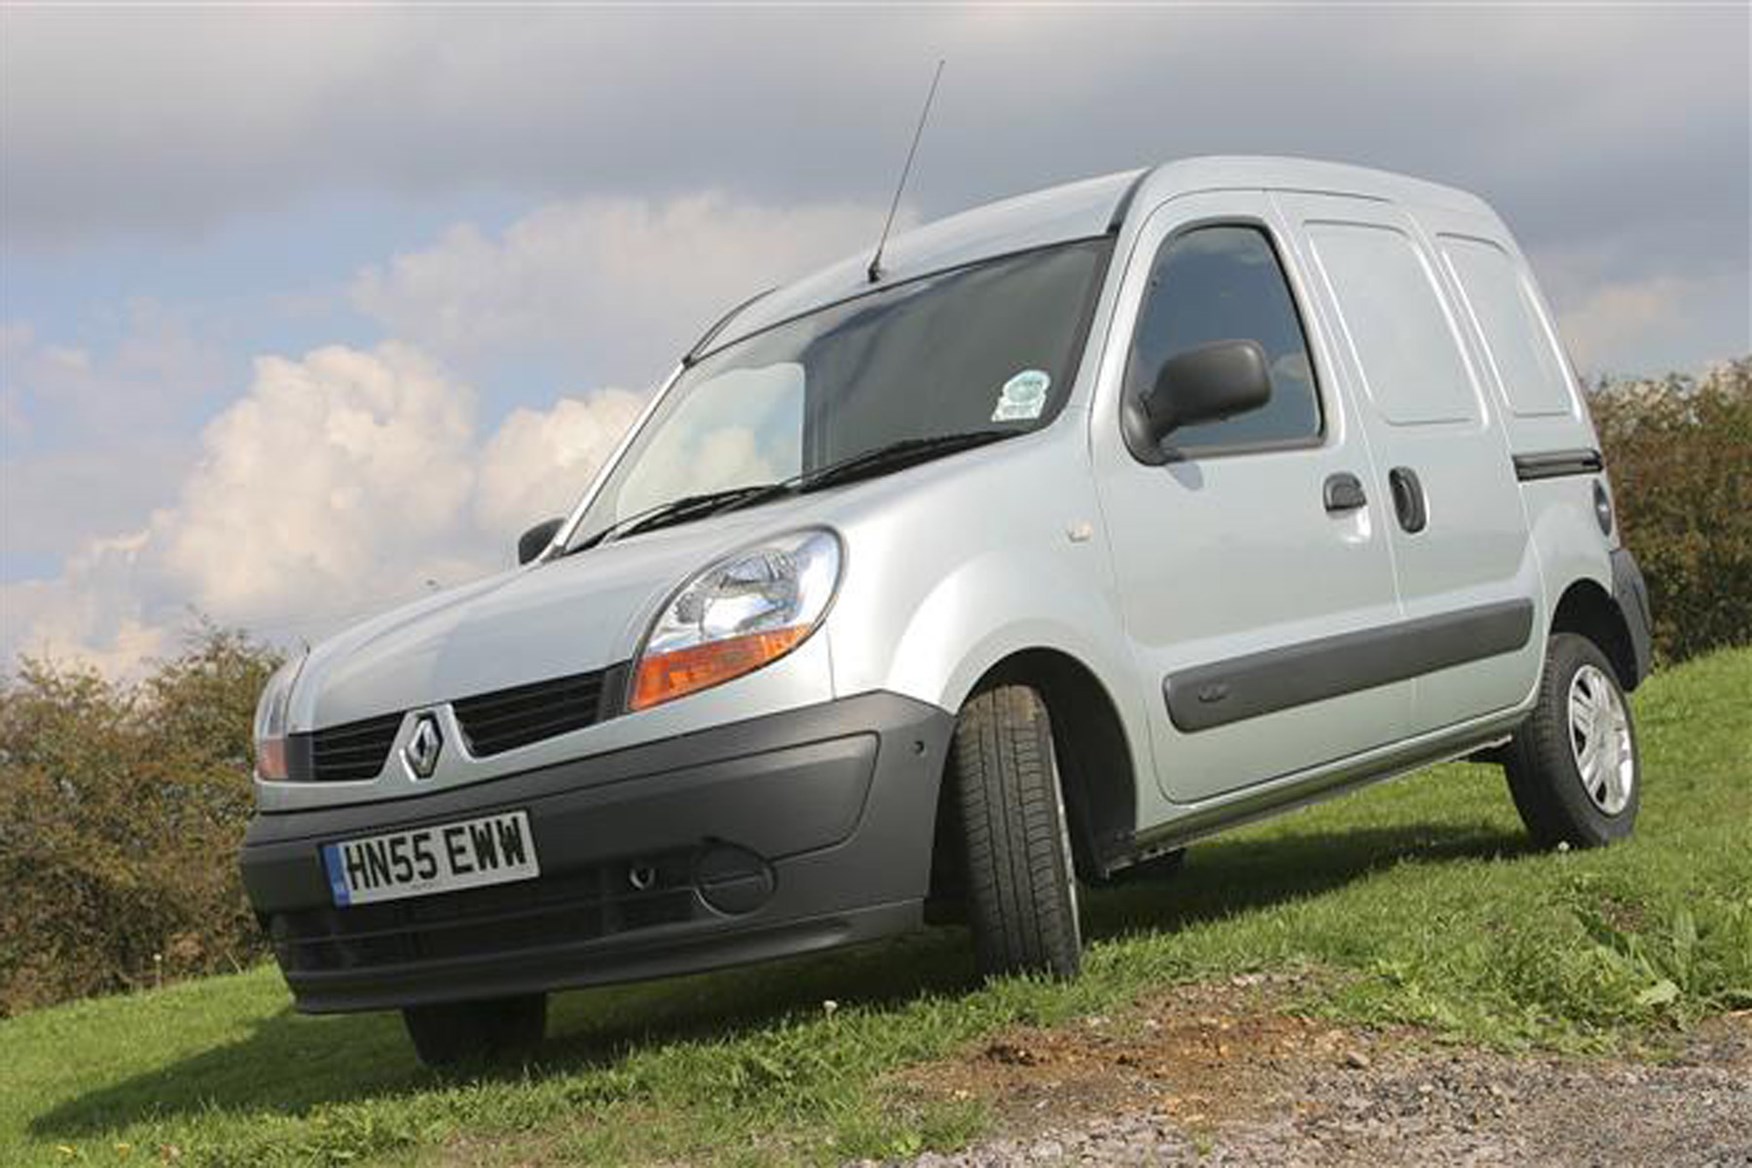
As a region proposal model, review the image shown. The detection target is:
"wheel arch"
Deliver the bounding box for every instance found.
[928,647,1140,902]
[1550,577,1640,691]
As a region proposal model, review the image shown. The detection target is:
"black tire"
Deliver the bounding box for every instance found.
[402,993,547,1069]
[1504,633,1641,849]
[950,684,1082,980]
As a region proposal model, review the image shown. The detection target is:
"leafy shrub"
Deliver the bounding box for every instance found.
[0,628,280,1015]
[1588,359,1752,663]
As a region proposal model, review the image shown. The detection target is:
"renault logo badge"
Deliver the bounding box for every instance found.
[404,714,444,779]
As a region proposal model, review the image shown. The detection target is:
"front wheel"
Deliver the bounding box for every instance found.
[402,993,547,1069]
[1504,633,1641,849]
[950,684,1083,980]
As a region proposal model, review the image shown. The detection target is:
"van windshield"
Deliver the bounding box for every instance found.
[564,237,1110,550]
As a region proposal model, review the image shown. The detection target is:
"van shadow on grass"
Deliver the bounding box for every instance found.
[33,818,1528,1141]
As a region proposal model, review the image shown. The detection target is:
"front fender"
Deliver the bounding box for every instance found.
[885,553,1136,717]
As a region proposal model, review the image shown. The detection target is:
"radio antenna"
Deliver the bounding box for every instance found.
[867,59,944,284]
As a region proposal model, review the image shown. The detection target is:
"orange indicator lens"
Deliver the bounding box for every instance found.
[630,627,810,711]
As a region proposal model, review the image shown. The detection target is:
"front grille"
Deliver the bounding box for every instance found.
[453,667,615,757]
[309,711,404,782]
[266,849,699,975]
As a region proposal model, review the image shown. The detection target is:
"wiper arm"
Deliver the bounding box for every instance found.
[793,431,1014,493]
[568,484,780,552]
[566,431,1015,553]
[683,432,1016,526]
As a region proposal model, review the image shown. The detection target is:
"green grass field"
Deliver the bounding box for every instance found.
[5,649,1748,1167]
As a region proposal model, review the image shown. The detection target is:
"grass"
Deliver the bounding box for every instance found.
[4,648,1748,1167]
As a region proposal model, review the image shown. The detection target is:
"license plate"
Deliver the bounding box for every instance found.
[320,810,539,907]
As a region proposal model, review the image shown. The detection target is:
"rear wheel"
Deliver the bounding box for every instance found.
[950,685,1082,980]
[402,993,547,1069]
[1504,633,1641,849]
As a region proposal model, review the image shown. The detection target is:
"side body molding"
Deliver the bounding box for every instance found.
[1164,600,1535,733]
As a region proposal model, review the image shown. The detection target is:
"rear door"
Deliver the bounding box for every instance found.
[1093,191,1409,804]
[1273,192,1543,737]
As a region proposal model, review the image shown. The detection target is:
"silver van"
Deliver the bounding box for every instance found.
[241,157,1654,1066]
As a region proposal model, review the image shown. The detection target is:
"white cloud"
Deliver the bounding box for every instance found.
[2,533,177,678]
[155,343,478,620]
[473,390,646,536]
[350,193,891,384]
[1556,277,1690,372]
[1539,265,1752,377]
[1,343,643,675]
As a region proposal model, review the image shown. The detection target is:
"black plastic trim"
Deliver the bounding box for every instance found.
[1610,548,1654,687]
[1388,466,1428,533]
[452,667,614,758]
[293,712,405,783]
[242,691,955,1012]
[1323,472,1367,512]
[1513,448,1603,481]
[1164,599,1535,732]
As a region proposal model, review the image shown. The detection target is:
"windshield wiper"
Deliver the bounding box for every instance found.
[700,431,1015,519]
[793,431,1015,493]
[569,431,1016,552]
[567,484,780,552]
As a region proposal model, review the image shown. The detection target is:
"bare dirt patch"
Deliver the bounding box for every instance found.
[871,985,1752,1167]
[892,973,1361,1136]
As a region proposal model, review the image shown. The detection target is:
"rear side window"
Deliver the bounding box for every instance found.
[1441,237,1575,417]
[1307,222,1478,425]
[1125,224,1322,454]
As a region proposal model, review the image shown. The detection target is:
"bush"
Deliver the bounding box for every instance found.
[1588,359,1752,664]
[0,628,279,1015]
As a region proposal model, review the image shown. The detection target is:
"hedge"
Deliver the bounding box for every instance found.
[1589,359,1752,664]
[0,630,278,1015]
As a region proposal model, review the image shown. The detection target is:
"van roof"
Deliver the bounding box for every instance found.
[697,155,1495,356]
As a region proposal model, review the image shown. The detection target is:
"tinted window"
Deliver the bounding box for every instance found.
[1307,222,1477,425]
[1442,237,1574,417]
[1125,225,1321,453]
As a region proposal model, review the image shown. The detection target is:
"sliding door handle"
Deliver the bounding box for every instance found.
[1323,472,1367,513]
[1389,466,1428,533]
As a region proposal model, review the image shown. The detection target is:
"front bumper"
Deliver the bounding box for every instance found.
[241,691,954,1013]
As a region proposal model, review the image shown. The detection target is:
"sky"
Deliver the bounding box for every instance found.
[2,4,1749,675]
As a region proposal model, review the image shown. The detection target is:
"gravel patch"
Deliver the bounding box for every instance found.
[860,990,1751,1168]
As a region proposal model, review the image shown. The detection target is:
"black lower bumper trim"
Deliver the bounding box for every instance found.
[242,691,955,1013]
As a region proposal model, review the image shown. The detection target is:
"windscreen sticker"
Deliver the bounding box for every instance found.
[992,369,1052,422]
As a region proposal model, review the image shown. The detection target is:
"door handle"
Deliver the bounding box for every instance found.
[1388,466,1427,533]
[1323,472,1367,513]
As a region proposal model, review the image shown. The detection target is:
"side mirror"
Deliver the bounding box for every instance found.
[1138,339,1273,445]
[517,517,565,566]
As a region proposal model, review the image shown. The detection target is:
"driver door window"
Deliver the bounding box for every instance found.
[1125,225,1322,456]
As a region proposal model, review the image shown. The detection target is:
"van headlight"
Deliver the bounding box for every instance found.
[630,528,842,711]
[253,653,305,780]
